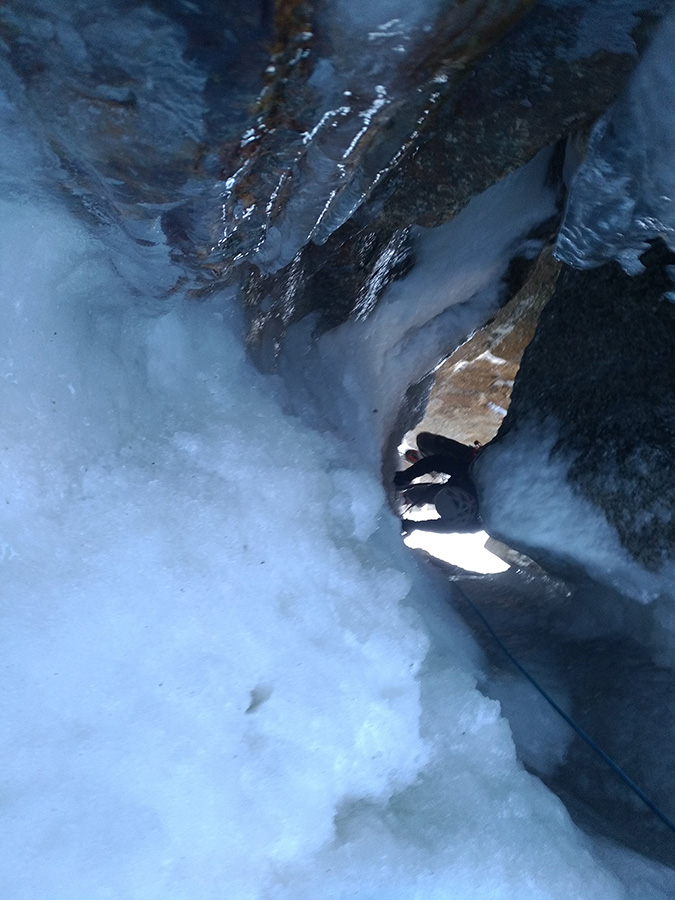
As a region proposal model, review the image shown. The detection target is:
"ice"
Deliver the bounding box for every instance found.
[219,0,534,271]
[0,189,635,900]
[557,7,675,273]
[328,0,441,32]
[0,194,432,897]
[2,3,675,898]
[0,139,625,900]
[1,187,640,897]
[486,672,573,774]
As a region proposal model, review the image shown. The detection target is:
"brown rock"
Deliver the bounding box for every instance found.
[411,244,562,447]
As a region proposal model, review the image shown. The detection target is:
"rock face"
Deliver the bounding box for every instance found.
[367,1,664,232]
[0,0,271,264]
[214,1,670,356]
[476,240,675,580]
[415,244,562,447]
[3,0,669,353]
[216,0,535,274]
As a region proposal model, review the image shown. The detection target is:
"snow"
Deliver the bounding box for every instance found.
[486,669,573,774]
[476,423,675,604]
[0,168,631,900]
[1,2,675,898]
[8,198,646,900]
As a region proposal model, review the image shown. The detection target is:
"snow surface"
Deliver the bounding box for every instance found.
[2,2,675,898]
[0,138,633,900]
[1,138,638,900]
[476,423,675,604]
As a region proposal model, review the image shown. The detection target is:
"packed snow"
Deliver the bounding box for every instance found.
[476,424,675,605]
[2,2,675,898]
[0,134,635,900]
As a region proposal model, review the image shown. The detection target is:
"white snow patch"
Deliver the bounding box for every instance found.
[476,422,675,603]
[0,193,630,900]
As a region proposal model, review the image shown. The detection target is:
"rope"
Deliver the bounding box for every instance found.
[453,580,675,837]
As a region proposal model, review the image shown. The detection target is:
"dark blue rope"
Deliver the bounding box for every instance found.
[453,580,675,836]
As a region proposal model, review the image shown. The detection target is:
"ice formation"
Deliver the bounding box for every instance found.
[557,5,675,274]
[0,116,636,900]
[217,0,531,271]
[2,2,675,898]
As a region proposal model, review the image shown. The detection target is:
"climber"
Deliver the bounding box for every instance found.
[394,432,483,534]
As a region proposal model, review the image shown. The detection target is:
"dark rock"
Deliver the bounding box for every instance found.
[242,222,414,365]
[226,1,670,352]
[367,3,668,231]
[483,240,675,572]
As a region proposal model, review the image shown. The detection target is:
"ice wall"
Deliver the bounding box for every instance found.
[557,5,675,274]
[0,142,635,900]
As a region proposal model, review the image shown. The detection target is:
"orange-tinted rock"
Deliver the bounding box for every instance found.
[412,245,561,447]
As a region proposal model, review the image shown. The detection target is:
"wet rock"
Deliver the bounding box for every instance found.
[0,0,271,244]
[214,0,532,273]
[242,221,414,365]
[368,3,669,231]
[227,1,670,352]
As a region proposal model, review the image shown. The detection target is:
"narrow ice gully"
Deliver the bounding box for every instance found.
[1,5,675,899]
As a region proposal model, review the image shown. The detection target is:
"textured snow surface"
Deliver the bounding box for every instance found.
[0,180,630,900]
[557,6,675,274]
[543,0,666,59]
[1,2,675,898]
